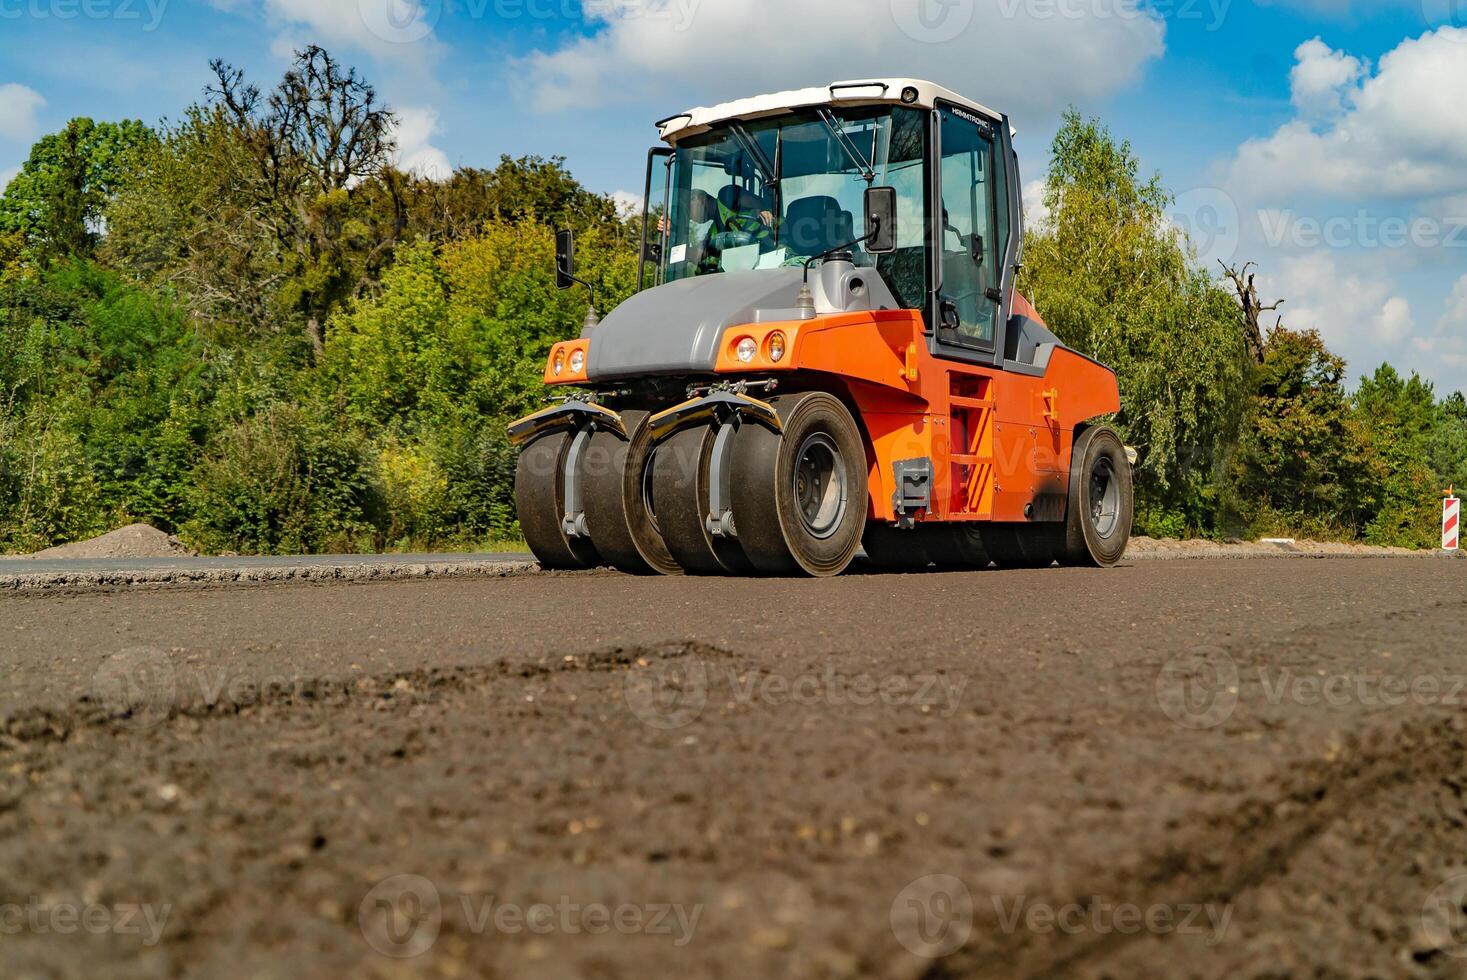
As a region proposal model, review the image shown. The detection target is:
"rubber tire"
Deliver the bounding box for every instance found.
[982,524,1062,569]
[922,523,993,570]
[515,431,601,571]
[651,424,756,576]
[730,392,868,577]
[581,409,681,576]
[1061,426,1134,567]
[863,522,931,570]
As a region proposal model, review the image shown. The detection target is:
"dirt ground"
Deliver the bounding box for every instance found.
[2,558,1467,978]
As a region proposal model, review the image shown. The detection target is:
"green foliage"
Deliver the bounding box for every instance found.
[1020,109,1251,535]
[1231,328,1375,536]
[1354,364,1442,548]
[0,118,157,261]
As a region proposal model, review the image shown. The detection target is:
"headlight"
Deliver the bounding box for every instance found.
[553,351,566,375]
[766,332,787,363]
[569,349,586,374]
[736,337,758,363]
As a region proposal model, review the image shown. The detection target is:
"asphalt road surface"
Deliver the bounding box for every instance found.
[3,557,1467,978]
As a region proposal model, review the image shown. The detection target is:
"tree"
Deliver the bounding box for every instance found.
[0,118,156,260]
[1019,109,1252,535]
[1431,392,1467,493]
[1220,261,1283,366]
[1232,327,1373,534]
[1354,364,1441,547]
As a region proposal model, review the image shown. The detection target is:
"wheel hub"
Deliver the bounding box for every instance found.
[1089,458,1119,539]
[793,433,846,539]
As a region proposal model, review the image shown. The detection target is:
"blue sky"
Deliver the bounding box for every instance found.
[2,0,1464,392]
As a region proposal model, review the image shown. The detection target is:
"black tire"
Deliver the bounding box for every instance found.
[1060,426,1134,567]
[581,409,681,576]
[863,522,930,570]
[515,431,601,571]
[982,524,1062,569]
[922,523,992,570]
[730,392,868,577]
[651,424,756,576]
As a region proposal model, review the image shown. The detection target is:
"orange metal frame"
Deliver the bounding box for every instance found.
[547,300,1120,525]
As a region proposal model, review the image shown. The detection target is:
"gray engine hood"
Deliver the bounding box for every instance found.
[585,266,898,382]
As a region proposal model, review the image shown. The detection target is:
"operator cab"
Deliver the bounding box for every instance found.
[641,79,1027,369]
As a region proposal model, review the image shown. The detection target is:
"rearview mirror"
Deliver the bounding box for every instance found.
[865,186,897,254]
[555,229,575,290]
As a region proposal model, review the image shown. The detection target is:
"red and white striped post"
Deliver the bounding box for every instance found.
[1446,490,1461,552]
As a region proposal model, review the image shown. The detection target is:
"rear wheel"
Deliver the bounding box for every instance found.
[582,409,681,576]
[731,392,868,577]
[1060,426,1134,567]
[515,430,601,570]
[651,424,755,575]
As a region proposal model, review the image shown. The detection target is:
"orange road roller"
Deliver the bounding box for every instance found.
[509,79,1134,577]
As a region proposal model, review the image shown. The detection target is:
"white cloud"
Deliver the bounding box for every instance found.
[261,0,443,65]
[393,105,451,179]
[0,83,45,142]
[1228,28,1467,201]
[519,0,1166,120]
[1022,178,1051,231]
[610,190,642,216]
[1258,252,1414,360]
[1289,37,1364,117]
[1440,273,1467,329]
[1,165,19,190]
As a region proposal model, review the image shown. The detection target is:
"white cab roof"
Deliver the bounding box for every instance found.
[657,79,1006,143]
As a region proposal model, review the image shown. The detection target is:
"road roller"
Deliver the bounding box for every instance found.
[509,79,1134,577]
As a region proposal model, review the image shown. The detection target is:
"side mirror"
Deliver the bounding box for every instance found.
[555,229,575,290]
[865,186,898,254]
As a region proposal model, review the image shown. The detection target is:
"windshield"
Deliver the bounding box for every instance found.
[662,105,929,308]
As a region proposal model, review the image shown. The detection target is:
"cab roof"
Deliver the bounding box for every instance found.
[656,79,1008,144]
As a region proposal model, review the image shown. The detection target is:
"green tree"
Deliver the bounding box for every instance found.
[1231,327,1373,536]
[0,118,156,260]
[1430,391,1467,494]
[1354,364,1440,547]
[1019,109,1252,535]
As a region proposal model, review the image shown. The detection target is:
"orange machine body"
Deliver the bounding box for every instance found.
[547,296,1120,527]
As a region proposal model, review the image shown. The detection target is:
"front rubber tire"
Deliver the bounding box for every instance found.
[581,409,681,576]
[515,431,601,571]
[730,392,868,577]
[651,424,755,576]
[1060,426,1134,567]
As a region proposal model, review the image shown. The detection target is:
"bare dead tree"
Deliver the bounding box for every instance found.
[1220,261,1283,366]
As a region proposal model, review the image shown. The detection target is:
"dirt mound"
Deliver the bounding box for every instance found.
[1128,535,1433,559]
[24,524,197,561]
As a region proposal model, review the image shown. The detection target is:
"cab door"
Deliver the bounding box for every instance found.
[933,105,1004,357]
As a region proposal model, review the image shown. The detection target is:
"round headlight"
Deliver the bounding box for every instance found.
[766,332,787,363]
[552,351,566,375]
[569,349,586,374]
[736,337,758,363]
